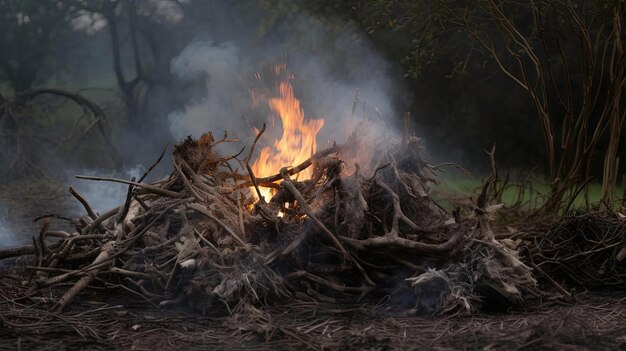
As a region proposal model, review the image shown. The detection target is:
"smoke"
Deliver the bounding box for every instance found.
[168,41,251,144]
[167,5,405,154]
[0,166,148,248]
[0,203,18,248]
[0,2,408,247]
[67,166,147,214]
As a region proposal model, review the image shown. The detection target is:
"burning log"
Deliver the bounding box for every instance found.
[0,130,539,315]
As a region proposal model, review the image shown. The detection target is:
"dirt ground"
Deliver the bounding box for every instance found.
[1,267,626,351]
[0,179,78,247]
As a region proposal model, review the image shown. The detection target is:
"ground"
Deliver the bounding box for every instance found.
[1,271,626,351]
[0,178,78,245]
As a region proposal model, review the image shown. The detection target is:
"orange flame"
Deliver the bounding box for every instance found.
[251,67,324,201]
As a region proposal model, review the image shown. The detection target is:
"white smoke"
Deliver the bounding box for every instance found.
[167,8,403,154]
[168,41,253,143]
[68,165,146,214]
[0,203,18,248]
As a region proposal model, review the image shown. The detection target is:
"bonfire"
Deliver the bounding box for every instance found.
[0,70,539,316]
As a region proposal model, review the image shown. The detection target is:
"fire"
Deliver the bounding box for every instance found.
[251,66,325,201]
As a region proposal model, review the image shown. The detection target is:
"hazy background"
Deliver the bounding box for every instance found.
[0,0,622,246]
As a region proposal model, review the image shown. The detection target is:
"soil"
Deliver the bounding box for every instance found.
[1,270,625,351]
[0,179,78,247]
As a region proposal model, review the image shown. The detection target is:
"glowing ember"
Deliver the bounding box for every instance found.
[251,65,324,201]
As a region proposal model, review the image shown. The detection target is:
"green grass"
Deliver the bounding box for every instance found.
[431,174,622,212]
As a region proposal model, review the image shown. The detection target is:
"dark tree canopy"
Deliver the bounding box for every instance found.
[0,0,84,94]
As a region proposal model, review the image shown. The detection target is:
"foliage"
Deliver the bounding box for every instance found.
[301,0,454,78]
[0,0,622,214]
[307,0,626,212]
[0,0,84,94]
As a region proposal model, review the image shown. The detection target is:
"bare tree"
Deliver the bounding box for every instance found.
[77,0,185,130]
[0,0,121,179]
[443,0,626,212]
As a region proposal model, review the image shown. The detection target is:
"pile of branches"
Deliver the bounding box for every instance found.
[530,211,626,288]
[0,128,538,315]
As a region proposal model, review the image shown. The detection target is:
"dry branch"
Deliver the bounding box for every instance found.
[0,131,540,315]
[238,144,342,188]
[75,175,182,198]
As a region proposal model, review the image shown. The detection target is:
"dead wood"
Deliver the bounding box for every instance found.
[237,144,342,189]
[0,131,541,316]
[74,175,182,198]
[55,240,116,312]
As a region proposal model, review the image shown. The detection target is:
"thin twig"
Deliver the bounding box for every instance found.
[69,187,98,220]
[75,175,182,198]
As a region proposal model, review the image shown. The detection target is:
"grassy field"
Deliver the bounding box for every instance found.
[431,174,624,212]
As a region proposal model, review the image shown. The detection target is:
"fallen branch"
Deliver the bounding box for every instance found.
[238,144,342,188]
[69,187,98,220]
[55,240,116,312]
[75,175,182,198]
[340,228,463,253]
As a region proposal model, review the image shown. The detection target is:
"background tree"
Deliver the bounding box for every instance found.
[304,0,625,211]
[76,0,187,133]
[442,0,625,211]
[301,0,546,171]
[0,0,81,95]
[0,0,121,179]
